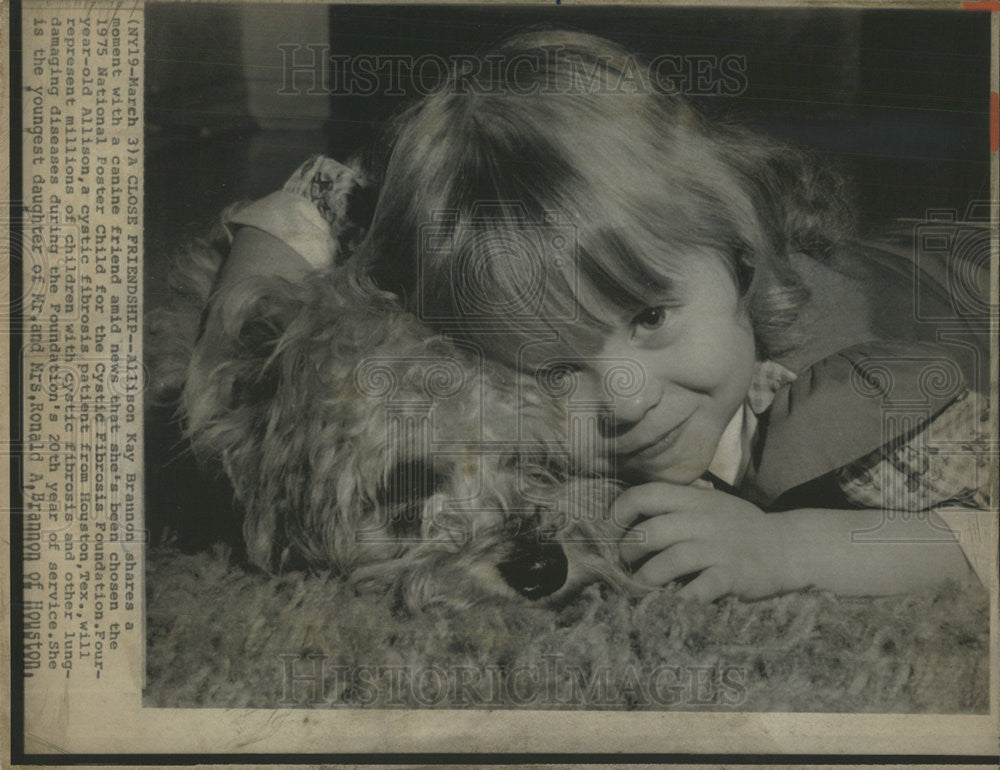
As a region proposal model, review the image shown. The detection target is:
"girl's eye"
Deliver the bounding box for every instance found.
[631,306,669,331]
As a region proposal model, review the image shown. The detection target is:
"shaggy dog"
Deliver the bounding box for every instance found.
[148,227,637,611]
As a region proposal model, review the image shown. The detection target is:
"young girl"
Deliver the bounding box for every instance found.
[209,29,992,600]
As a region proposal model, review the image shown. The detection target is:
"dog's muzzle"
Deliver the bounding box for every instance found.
[497,536,569,600]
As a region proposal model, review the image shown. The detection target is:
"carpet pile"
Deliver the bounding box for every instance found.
[145,546,989,712]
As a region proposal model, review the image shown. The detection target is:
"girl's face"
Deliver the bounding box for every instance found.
[569,256,756,484]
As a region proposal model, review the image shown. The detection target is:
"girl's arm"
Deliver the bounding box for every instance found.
[196,154,369,363]
[614,483,980,601]
[189,226,312,380]
[214,153,371,295]
[217,225,312,292]
[779,506,977,596]
[829,388,992,589]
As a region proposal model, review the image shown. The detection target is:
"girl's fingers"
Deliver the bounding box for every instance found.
[612,482,710,529]
[633,542,714,587]
[619,508,706,564]
[675,565,734,602]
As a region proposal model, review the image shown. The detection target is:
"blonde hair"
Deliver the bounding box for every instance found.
[360,28,854,367]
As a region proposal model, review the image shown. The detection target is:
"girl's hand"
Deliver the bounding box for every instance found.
[614,483,979,601]
[615,482,798,601]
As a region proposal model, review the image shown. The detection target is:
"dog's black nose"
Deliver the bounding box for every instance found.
[498,538,568,600]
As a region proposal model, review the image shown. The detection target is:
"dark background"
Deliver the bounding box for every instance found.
[144,3,992,549]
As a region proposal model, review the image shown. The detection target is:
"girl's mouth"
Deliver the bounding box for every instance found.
[620,414,693,461]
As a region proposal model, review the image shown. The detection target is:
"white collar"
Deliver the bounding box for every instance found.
[706,360,798,487]
[706,403,757,486]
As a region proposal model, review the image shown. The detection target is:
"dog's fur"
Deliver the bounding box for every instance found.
[148,231,638,611]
